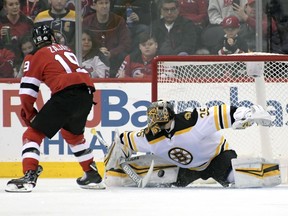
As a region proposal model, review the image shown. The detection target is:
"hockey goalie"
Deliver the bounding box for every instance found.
[104,100,281,188]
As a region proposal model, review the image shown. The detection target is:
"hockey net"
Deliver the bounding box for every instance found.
[152,54,288,182]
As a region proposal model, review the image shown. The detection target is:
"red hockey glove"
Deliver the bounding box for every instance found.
[21,108,38,127]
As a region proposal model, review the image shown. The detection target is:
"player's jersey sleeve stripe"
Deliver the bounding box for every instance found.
[213,106,220,130]
[214,105,230,130]
[218,105,224,129]
[126,132,134,151]
[222,104,229,128]
[19,88,38,98]
[123,131,138,152]
[21,76,41,86]
[130,131,138,152]
[20,82,39,92]
[20,77,41,98]
[123,132,130,149]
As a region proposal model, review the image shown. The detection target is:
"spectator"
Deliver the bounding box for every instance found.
[66,0,95,18]
[15,34,35,78]
[234,0,282,53]
[0,39,15,78]
[82,0,131,77]
[111,0,158,47]
[82,30,110,78]
[20,0,49,20]
[34,0,76,49]
[151,0,197,55]
[201,0,247,53]
[212,15,248,55]
[177,0,209,52]
[81,0,96,18]
[178,0,208,26]
[117,31,157,78]
[0,0,34,64]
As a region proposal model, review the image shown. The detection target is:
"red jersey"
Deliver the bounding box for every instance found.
[119,53,152,78]
[0,48,15,78]
[20,43,94,118]
[0,14,34,41]
[178,0,208,25]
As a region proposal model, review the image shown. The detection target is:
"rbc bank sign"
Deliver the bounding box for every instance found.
[90,88,286,128]
[1,85,286,157]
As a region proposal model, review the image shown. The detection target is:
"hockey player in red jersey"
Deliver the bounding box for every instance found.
[104,100,281,188]
[5,25,105,192]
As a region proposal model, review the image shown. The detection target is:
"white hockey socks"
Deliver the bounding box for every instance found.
[232,105,273,129]
[231,158,281,188]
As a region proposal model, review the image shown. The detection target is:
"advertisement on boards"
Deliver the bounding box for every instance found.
[0,82,151,162]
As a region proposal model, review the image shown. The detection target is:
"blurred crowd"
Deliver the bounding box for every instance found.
[1,0,288,78]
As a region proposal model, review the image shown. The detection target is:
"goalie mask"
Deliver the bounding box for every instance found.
[32,25,55,47]
[147,100,175,135]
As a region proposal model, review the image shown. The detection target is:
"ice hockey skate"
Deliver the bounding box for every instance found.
[232,105,273,129]
[77,162,106,189]
[5,165,43,193]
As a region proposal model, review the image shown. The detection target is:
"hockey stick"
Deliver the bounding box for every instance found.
[91,128,154,188]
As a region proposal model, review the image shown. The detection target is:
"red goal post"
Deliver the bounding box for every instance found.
[152,54,288,180]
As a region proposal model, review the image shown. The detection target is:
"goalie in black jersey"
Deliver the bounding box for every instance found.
[104,100,281,188]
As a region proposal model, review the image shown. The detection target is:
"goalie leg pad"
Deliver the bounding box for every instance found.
[105,154,179,187]
[104,130,133,171]
[231,158,281,188]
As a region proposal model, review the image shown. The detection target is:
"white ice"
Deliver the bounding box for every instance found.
[1,178,288,216]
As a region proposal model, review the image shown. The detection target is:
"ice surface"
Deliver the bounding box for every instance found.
[1,178,288,216]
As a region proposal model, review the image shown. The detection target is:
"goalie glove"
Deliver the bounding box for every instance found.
[232,105,273,129]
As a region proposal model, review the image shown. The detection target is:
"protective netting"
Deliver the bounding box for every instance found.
[154,55,288,161]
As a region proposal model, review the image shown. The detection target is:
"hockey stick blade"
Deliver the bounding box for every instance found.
[120,159,154,188]
[139,159,154,188]
[91,128,108,147]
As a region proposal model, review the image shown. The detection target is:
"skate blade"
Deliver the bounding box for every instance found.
[79,182,106,190]
[5,183,34,193]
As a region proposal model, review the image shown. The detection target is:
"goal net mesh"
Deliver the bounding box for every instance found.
[152,54,288,165]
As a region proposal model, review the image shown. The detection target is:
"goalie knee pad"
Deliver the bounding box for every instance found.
[232,105,273,129]
[231,158,281,188]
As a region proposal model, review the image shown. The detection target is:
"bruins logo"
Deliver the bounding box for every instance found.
[168,147,193,165]
[184,112,191,120]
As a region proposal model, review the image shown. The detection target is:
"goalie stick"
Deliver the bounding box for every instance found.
[91,128,154,188]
